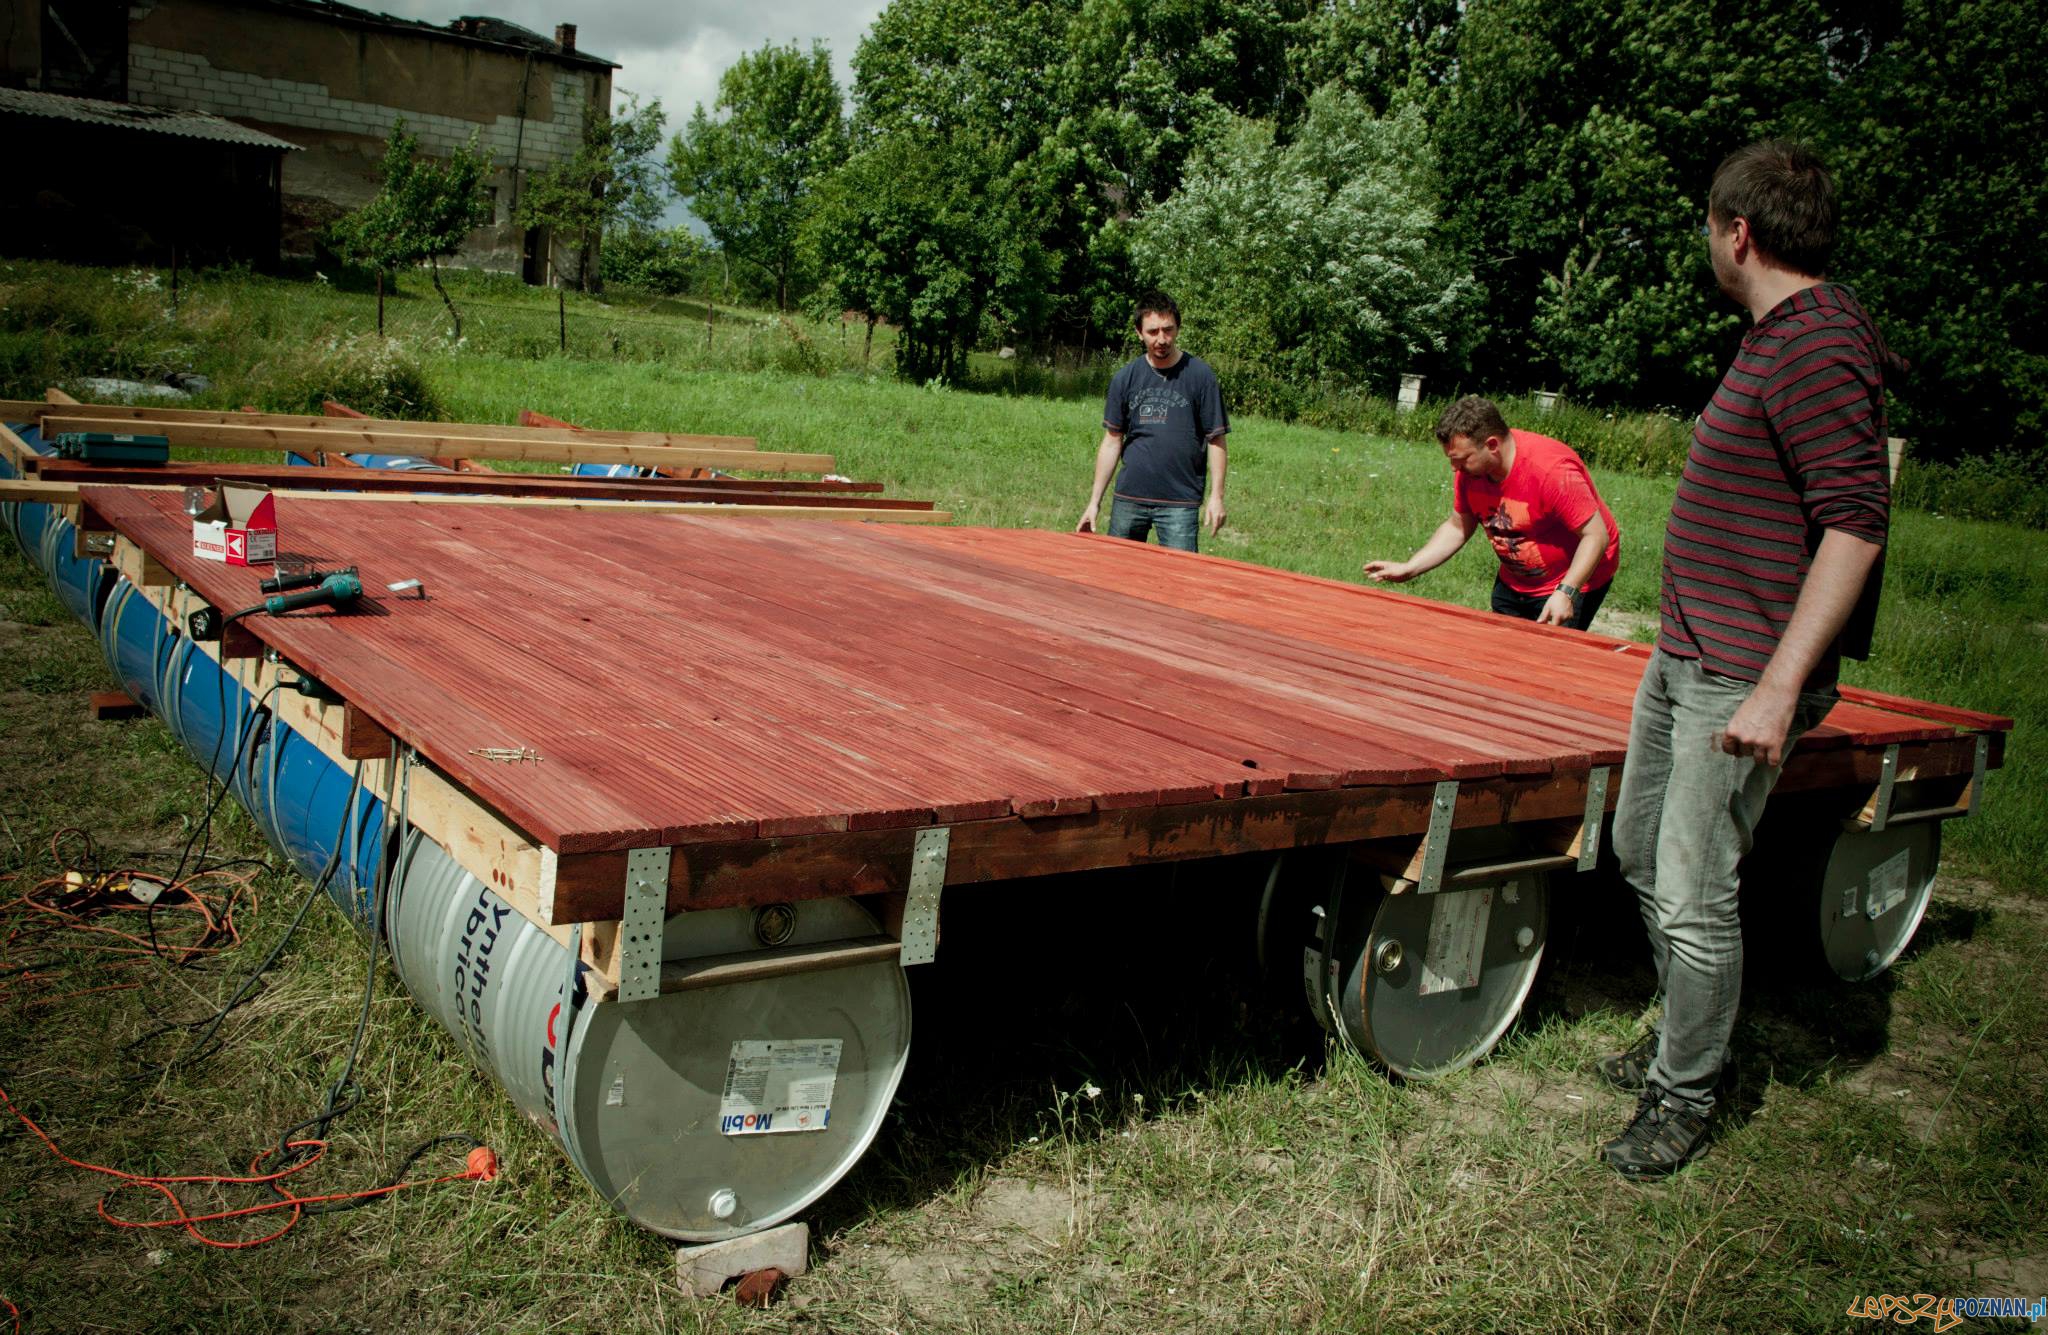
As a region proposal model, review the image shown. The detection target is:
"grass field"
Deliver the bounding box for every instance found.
[2,264,2044,1332]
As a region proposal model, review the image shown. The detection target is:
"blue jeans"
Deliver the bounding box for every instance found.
[1611,649,1837,1114]
[1108,497,1200,552]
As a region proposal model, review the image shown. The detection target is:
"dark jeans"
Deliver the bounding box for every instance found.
[1108,497,1200,552]
[1490,573,1611,630]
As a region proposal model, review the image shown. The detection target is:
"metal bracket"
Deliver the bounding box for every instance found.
[1966,733,1988,817]
[1577,766,1611,871]
[1417,780,1459,895]
[901,826,949,966]
[617,846,671,1002]
[1866,745,1901,833]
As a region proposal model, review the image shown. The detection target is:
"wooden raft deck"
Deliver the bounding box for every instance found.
[76,486,2010,960]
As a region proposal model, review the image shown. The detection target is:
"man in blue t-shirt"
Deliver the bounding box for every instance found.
[1076,291,1230,552]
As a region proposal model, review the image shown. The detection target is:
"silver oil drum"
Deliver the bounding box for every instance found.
[1816,821,1940,982]
[386,829,911,1240]
[1311,860,1550,1079]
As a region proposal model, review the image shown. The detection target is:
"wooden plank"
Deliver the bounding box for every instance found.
[0,478,87,503]
[0,423,38,477]
[44,387,80,405]
[10,401,758,451]
[659,936,902,995]
[34,456,884,495]
[90,690,148,720]
[40,417,827,473]
[120,488,952,523]
[30,461,935,509]
[22,478,947,523]
[525,407,712,479]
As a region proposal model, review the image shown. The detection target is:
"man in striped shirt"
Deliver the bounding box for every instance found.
[1600,141,1896,1179]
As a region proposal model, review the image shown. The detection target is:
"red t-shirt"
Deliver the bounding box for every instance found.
[1453,429,1621,596]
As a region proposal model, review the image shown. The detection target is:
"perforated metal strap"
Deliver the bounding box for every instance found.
[1417,781,1459,895]
[618,846,671,1002]
[1868,745,1901,833]
[901,826,949,966]
[1966,734,1988,816]
[1578,766,1611,871]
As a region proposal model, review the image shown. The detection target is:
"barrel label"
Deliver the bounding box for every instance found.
[1867,849,1911,919]
[718,1039,841,1135]
[1419,885,1494,996]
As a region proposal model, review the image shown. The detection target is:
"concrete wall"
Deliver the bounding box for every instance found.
[124,0,610,277]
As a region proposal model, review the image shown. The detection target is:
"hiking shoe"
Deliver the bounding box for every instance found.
[1600,1083,1712,1179]
[1597,1031,1659,1092]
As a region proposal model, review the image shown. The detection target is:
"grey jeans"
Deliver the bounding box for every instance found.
[1611,648,1837,1114]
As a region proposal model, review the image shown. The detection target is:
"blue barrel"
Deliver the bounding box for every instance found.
[98,578,168,712]
[286,451,449,472]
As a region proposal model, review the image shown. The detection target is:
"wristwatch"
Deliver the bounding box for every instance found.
[1557,582,1584,614]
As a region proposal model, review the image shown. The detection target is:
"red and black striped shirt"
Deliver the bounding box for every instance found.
[1658,283,1893,687]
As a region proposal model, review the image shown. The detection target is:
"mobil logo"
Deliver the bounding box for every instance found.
[721,1112,773,1133]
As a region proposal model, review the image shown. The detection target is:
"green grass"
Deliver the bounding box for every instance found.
[3,260,2046,1332]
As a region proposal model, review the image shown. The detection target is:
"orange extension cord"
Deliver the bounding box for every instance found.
[1,832,498,1254]
[1,830,258,1010]
[0,1081,496,1248]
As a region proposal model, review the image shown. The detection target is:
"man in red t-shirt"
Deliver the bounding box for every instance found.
[1364,396,1621,630]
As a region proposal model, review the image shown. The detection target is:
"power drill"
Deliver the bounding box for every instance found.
[263,570,363,615]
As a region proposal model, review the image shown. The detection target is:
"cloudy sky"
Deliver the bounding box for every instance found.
[372,0,890,133]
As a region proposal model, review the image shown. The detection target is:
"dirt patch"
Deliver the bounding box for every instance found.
[841,1176,1085,1316]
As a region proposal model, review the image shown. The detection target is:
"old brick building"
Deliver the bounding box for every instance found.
[4,0,616,278]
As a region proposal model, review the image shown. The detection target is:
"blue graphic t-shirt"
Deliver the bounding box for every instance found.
[1103,353,1229,506]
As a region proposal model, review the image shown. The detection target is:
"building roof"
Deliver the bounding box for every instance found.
[256,0,619,71]
[0,87,302,150]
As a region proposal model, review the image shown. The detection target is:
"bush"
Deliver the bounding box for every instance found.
[600,227,713,296]
[249,333,440,418]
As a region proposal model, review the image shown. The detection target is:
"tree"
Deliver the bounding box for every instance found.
[669,42,847,311]
[517,92,670,294]
[328,118,494,340]
[1804,0,2048,464]
[1434,0,1841,403]
[1133,87,1477,400]
[805,127,1055,383]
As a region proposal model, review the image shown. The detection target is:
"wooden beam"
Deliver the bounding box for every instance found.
[2,399,757,450]
[110,535,173,588]
[38,417,826,473]
[659,936,901,995]
[44,387,79,404]
[90,690,148,721]
[30,461,932,509]
[9,478,945,522]
[520,727,2001,922]
[0,478,93,503]
[341,702,394,760]
[0,422,37,477]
